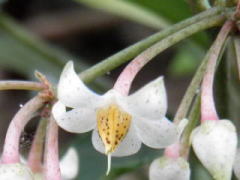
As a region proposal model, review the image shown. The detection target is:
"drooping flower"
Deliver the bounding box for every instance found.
[191,21,237,180]
[149,156,190,180]
[191,120,237,180]
[52,61,179,174]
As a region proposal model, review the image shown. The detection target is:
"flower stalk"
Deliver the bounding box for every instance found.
[27,118,48,173]
[79,7,227,83]
[1,95,47,164]
[0,81,44,91]
[201,20,233,123]
[180,95,201,158]
[44,116,61,180]
[113,14,226,95]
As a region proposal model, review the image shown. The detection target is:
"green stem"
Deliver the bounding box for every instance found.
[79,7,226,83]
[113,13,226,95]
[175,21,231,159]
[180,95,201,158]
[0,81,44,91]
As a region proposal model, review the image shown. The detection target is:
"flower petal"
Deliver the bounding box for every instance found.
[191,120,237,180]
[58,61,101,108]
[134,117,178,149]
[52,101,96,133]
[126,77,167,120]
[112,124,141,157]
[91,128,105,154]
[60,147,79,179]
[92,124,141,157]
[149,157,190,180]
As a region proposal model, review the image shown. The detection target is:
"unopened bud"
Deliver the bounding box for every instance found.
[191,120,237,180]
[149,156,190,180]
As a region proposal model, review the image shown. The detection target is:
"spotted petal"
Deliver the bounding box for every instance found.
[58,61,101,108]
[52,101,96,133]
[92,124,141,157]
[134,117,178,148]
[126,77,167,120]
[60,147,79,179]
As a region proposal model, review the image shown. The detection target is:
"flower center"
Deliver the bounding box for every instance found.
[97,104,132,154]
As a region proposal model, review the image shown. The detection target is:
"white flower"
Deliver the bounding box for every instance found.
[233,148,240,179]
[0,163,34,180]
[149,156,190,180]
[52,61,178,174]
[191,120,237,180]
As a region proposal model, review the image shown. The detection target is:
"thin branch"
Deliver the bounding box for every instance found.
[0,81,44,91]
[113,14,226,95]
[180,95,201,158]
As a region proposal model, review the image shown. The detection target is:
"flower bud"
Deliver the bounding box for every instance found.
[191,120,237,180]
[0,163,34,180]
[149,156,190,180]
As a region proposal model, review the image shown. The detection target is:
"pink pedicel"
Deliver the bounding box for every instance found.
[114,53,151,95]
[28,120,47,173]
[201,21,233,123]
[1,96,45,164]
[164,143,180,160]
[44,117,61,180]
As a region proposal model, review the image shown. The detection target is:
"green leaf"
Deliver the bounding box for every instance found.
[126,0,192,23]
[75,0,169,29]
[0,13,111,91]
